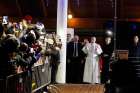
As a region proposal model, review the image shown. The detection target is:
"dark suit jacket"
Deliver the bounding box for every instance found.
[129,43,140,58]
[67,41,84,60]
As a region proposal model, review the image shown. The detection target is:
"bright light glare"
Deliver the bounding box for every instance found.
[106,30,113,36]
[68,14,73,19]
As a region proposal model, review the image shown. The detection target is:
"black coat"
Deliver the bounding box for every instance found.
[102,43,114,58]
[67,41,84,60]
[129,43,140,59]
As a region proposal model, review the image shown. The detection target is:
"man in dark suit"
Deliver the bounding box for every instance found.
[66,35,84,83]
[129,35,140,61]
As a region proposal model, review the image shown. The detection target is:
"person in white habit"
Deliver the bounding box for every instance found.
[82,36,103,84]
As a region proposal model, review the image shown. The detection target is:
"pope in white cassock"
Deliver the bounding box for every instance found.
[82,36,103,84]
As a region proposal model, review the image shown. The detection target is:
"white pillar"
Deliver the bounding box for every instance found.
[56,0,68,83]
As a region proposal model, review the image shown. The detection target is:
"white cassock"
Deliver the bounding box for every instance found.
[82,43,103,84]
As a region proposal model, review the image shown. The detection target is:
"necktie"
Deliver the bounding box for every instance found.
[73,42,78,57]
[76,43,78,56]
[73,43,76,57]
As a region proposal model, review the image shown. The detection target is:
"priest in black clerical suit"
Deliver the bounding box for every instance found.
[101,37,114,84]
[66,35,84,83]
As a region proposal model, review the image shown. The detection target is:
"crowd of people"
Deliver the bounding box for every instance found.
[0,18,62,84]
[1,17,140,86]
[0,17,115,85]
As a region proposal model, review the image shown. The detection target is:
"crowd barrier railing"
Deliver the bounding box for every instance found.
[0,71,32,93]
[32,62,51,93]
[0,57,51,93]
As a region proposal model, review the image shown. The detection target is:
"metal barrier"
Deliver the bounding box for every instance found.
[0,71,32,93]
[32,63,51,93]
[7,71,32,93]
[0,59,51,93]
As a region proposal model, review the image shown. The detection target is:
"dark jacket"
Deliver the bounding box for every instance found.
[67,41,84,60]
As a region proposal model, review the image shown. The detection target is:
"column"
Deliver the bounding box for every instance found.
[56,0,68,83]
